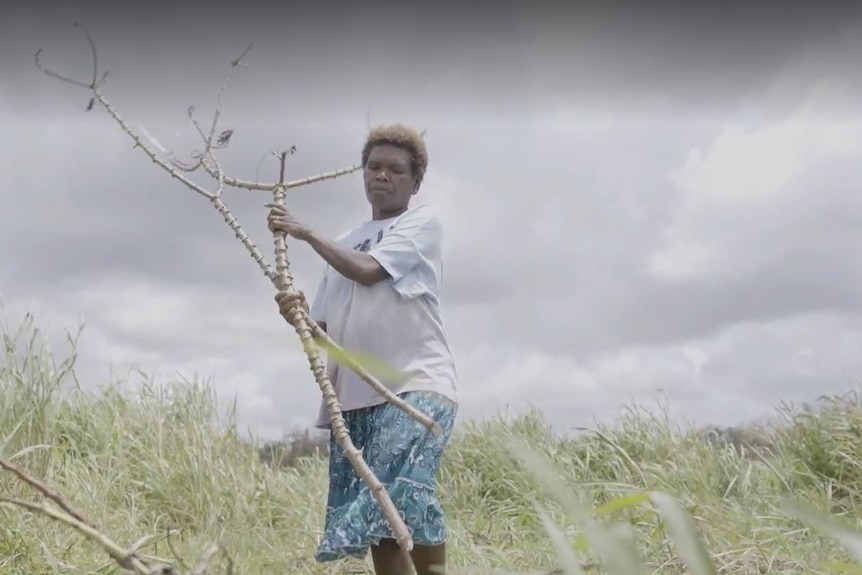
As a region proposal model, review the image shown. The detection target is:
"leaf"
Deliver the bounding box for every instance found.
[38,541,61,575]
[648,491,718,575]
[505,437,648,575]
[11,444,53,460]
[594,492,650,517]
[315,337,408,387]
[782,498,862,564]
[534,503,584,575]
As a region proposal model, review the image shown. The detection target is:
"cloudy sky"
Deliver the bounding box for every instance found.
[2,1,862,439]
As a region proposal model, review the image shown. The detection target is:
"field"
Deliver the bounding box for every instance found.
[3,313,862,575]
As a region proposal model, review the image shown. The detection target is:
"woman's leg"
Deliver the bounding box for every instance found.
[366,392,458,575]
[370,539,446,575]
[314,392,457,570]
[314,407,375,563]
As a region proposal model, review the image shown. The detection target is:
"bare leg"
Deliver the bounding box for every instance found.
[370,539,446,575]
[370,539,411,575]
[412,543,446,575]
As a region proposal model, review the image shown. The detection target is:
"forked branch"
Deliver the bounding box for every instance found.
[32,22,440,564]
[33,21,440,436]
[269,151,414,555]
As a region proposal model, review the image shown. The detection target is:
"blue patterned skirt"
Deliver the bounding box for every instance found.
[314,391,458,563]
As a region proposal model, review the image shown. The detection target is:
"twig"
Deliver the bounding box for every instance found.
[0,456,94,528]
[207,163,362,192]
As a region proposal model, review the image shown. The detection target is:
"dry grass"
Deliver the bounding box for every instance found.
[3,311,862,574]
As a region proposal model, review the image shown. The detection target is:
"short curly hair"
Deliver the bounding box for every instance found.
[361,123,428,191]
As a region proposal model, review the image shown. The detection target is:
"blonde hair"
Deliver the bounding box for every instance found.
[361,123,428,190]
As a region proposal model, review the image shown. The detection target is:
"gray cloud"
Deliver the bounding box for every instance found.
[518,2,861,116]
[4,1,860,121]
[2,3,862,438]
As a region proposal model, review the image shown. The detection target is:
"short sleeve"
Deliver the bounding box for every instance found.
[308,267,328,323]
[368,207,441,283]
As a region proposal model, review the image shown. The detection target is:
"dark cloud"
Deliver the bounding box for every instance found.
[517,1,861,115]
[3,0,860,123]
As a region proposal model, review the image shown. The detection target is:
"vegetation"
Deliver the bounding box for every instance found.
[3,312,862,574]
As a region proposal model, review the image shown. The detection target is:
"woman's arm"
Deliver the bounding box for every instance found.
[304,229,390,287]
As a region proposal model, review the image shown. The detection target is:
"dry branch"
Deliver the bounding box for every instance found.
[29,21,439,564]
[33,25,441,437]
[0,455,94,528]
[269,150,413,553]
[0,454,227,575]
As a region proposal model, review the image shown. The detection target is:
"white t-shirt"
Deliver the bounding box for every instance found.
[308,203,459,429]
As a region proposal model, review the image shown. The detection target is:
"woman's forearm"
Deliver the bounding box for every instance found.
[305,230,389,286]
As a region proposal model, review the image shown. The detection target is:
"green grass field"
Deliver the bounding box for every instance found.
[3,312,862,575]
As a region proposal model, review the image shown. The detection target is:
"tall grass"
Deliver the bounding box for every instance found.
[3,311,862,574]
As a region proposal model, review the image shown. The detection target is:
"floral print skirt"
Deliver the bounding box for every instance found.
[314,391,458,563]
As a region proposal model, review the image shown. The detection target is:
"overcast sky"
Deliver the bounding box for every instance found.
[2,1,862,439]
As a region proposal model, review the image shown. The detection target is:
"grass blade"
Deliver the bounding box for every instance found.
[648,491,718,575]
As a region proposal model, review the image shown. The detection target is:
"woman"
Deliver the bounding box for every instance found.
[267,123,459,575]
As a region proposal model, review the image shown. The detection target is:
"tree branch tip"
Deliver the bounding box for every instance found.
[69,21,96,44]
[231,42,254,67]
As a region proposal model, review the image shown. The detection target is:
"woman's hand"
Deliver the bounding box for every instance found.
[266,203,312,240]
[274,289,309,328]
